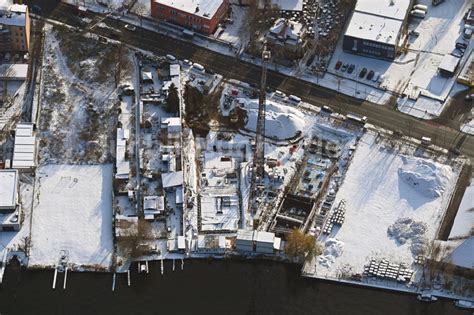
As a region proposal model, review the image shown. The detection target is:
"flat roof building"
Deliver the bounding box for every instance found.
[12,123,36,170]
[343,0,414,60]
[0,169,20,231]
[438,54,460,77]
[151,0,229,34]
[0,169,17,210]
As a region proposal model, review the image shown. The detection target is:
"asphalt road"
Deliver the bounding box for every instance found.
[29,1,474,160]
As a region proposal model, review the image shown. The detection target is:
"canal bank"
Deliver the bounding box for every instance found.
[0,259,470,315]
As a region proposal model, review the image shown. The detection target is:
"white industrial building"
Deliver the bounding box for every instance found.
[235,229,281,254]
[12,122,36,170]
[342,0,414,60]
[115,127,130,180]
[0,169,21,231]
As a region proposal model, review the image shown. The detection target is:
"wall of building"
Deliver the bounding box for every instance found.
[342,35,396,60]
[151,0,229,34]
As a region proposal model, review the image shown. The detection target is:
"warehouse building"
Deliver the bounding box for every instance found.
[150,0,229,34]
[342,0,414,60]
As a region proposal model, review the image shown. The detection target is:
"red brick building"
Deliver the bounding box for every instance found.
[151,0,229,34]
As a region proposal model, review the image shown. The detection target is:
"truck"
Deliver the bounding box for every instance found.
[346,113,367,124]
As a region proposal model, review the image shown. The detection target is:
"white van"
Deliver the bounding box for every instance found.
[274,90,286,98]
[288,94,301,103]
[192,63,205,72]
[421,136,431,145]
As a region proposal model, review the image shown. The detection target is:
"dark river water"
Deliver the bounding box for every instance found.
[0,259,470,315]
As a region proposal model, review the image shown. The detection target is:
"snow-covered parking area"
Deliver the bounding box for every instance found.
[314,131,460,280]
[29,164,114,270]
[327,0,471,116]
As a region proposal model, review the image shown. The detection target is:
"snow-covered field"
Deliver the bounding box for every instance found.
[314,131,460,279]
[29,164,114,270]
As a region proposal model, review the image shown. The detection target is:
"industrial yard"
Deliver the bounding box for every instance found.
[0,0,472,310]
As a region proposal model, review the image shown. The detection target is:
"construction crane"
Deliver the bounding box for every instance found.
[248,44,271,216]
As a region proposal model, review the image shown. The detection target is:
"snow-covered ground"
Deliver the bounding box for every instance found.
[215,1,249,51]
[38,24,133,164]
[313,131,460,280]
[29,164,114,270]
[241,98,306,140]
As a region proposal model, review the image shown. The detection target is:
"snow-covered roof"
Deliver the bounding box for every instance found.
[446,237,474,269]
[271,0,303,11]
[143,195,165,211]
[344,11,402,45]
[0,64,28,80]
[177,235,186,249]
[439,54,460,73]
[115,128,129,179]
[0,4,27,27]
[162,171,183,188]
[254,231,275,244]
[355,0,411,21]
[268,18,304,44]
[153,0,224,20]
[170,64,180,77]
[10,4,26,13]
[142,71,153,81]
[448,183,474,240]
[161,117,181,127]
[200,194,239,231]
[12,123,36,169]
[236,229,254,241]
[0,169,18,209]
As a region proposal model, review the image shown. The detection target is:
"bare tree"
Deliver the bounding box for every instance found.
[131,3,147,27]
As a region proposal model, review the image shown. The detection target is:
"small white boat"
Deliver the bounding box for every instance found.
[454,300,474,309]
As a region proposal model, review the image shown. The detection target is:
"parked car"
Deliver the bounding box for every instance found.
[455,42,468,51]
[124,24,136,31]
[366,70,374,80]
[451,49,464,58]
[372,72,380,82]
[321,105,333,113]
[341,63,349,72]
[409,30,420,36]
[359,67,367,78]
[465,94,473,102]
[335,60,342,70]
[348,64,355,74]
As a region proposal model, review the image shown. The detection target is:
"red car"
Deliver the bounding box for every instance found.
[335,60,342,70]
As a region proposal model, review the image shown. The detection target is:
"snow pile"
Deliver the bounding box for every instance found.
[387,217,428,256]
[318,238,344,268]
[242,99,306,140]
[398,156,451,198]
